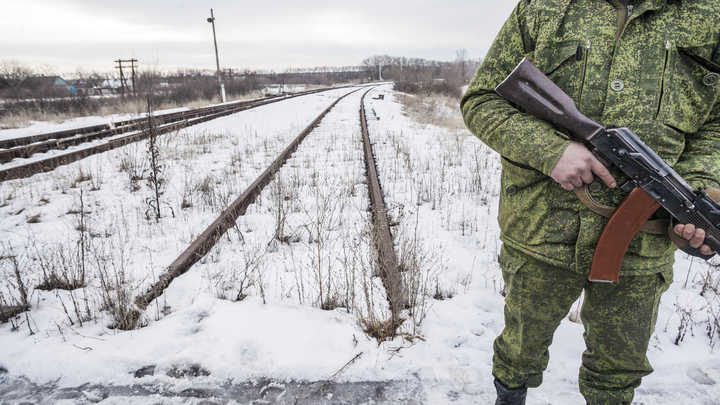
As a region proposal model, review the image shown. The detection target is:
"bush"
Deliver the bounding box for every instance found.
[394,81,421,94]
[394,80,462,99]
[427,80,463,98]
[0,95,104,118]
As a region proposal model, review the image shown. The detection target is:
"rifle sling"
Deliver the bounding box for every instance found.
[498,157,667,234]
[574,185,667,234]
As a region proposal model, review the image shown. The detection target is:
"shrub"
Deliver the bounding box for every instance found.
[394,81,421,94]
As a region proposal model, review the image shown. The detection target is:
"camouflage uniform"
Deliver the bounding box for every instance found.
[461,0,720,403]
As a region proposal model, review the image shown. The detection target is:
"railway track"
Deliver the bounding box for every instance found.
[0,84,404,335]
[0,87,347,182]
[133,86,366,312]
[132,86,404,334]
[359,88,405,325]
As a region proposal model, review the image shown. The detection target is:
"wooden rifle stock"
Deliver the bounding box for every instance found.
[495,58,604,141]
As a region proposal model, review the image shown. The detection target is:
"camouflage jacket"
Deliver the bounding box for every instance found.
[461,0,720,275]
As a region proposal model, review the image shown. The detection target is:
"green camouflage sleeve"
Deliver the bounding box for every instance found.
[460,1,571,177]
[674,101,720,190]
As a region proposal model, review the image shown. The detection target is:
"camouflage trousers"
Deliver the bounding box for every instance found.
[493,245,672,405]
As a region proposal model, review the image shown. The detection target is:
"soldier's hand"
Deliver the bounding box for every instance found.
[551,142,617,191]
[673,223,715,256]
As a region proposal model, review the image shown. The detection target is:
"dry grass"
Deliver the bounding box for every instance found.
[360,317,403,343]
[396,93,468,132]
[0,110,68,129]
[0,252,31,330]
[0,91,267,129]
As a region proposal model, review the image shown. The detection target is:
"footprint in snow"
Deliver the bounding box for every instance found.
[687,367,716,386]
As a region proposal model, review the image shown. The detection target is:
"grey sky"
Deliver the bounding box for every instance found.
[1,1,515,75]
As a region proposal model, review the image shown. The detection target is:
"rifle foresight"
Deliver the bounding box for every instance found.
[496,58,604,141]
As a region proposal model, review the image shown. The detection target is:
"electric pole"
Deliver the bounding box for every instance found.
[115,58,138,98]
[115,59,126,98]
[207,8,225,102]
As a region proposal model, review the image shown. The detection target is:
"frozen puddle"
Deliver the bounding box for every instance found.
[0,373,425,404]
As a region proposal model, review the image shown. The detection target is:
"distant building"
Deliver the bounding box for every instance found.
[100,79,122,90]
[263,84,285,95]
[20,76,75,96]
[66,79,97,96]
[263,84,306,95]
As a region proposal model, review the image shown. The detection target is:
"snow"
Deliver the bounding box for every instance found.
[0,84,719,404]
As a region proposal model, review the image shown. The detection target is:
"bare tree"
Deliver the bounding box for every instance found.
[455,48,469,83]
[0,61,33,99]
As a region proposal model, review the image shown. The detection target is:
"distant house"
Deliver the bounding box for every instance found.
[263,84,285,95]
[263,84,306,96]
[66,79,92,96]
[96,78,123,95]
[21,76,75,96]
[100,79,122,89]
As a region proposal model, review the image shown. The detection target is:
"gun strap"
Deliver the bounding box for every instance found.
[574,185,668,234]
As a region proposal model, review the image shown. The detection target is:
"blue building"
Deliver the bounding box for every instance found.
[21,76,75,96]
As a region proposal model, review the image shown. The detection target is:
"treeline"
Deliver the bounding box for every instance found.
[0,52,480,119]
[0,61,376,119]
[362,50,481,98]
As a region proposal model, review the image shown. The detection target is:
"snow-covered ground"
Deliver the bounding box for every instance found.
[365,89,720,404]
[0,84,719,404]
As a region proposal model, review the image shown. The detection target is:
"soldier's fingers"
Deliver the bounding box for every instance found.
[590,159,617,188]
[682,224,696,240]
[674,223,685,236]
[700,245,713,256]
[560,182,575,191]
[570,176,584,189]
[689,228,706,249]
[580,169,594,185]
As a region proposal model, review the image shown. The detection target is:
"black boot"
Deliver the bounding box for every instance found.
[494,378,527,405]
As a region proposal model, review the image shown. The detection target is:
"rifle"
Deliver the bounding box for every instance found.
[495,58,720,283]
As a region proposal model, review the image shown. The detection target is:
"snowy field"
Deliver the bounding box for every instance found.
[0,85,719,404]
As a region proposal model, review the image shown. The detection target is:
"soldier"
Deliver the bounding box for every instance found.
[461,0,720,404]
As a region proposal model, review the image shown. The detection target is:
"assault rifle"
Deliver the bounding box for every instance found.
[495,58,720,283]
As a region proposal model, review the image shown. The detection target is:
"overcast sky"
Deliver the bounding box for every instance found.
[1,1,515,75]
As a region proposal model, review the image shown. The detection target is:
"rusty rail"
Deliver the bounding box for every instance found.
[359,88,405,327]
[0,87,349,182]
[133,87,364,312]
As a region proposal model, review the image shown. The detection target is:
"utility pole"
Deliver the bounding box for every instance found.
[114,58,138,98]
[115,59,126,98]
[207,8,226,103]
[130,58,137,97]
